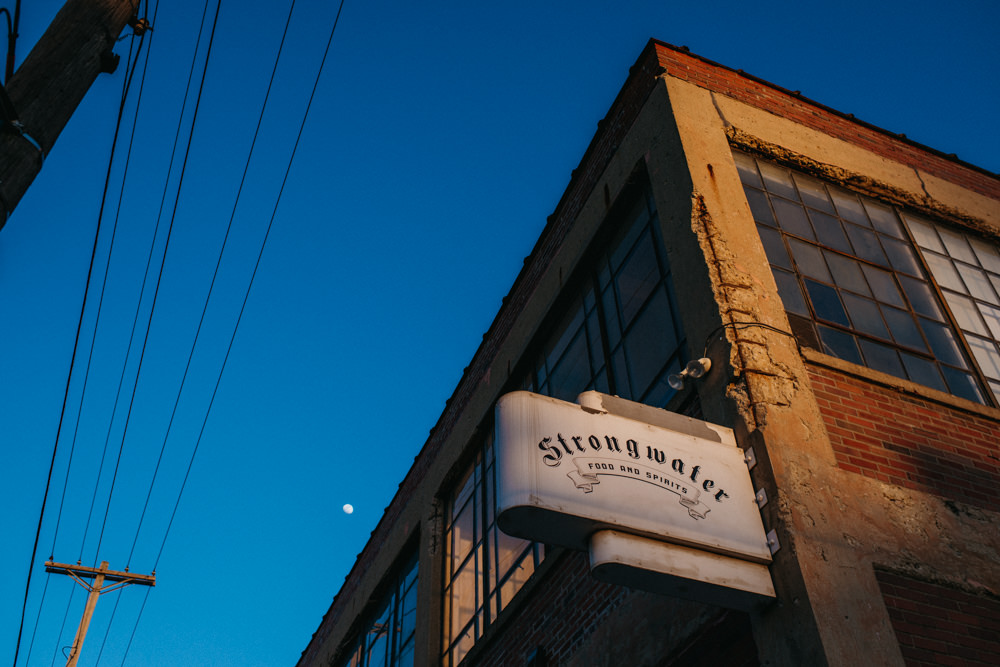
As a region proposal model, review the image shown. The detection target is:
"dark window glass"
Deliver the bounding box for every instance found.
[811,210,852,253]
[818,325,863,365]
[528,184,684,407]
[758,225,791,269]
[805,280,850,327]
[745,187,775,225]
[337,553,419,667]
[442,436,545,666]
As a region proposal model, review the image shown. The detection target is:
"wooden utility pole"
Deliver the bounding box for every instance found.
[0,0,136,231]
[45,560,156,667]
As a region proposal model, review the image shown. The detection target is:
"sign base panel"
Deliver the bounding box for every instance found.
[589,529,776,611]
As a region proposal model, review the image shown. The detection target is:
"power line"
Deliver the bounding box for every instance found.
[119,0,348,655]
[12,15,148,667]
[91,0,221,567]
[126,0,299,568]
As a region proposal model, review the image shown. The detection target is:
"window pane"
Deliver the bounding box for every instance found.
[601,284,621,348]
[943,292,989,336]
[831,189,869,226]
[923,253,964,293]
[919,318,967,368]
[545,305,585,369]
[956,264,999,304]
[772,198,815,240]
[941,366,985,403]
[495,527,530,580]
[939,228,978,264]
[789,239,831,281]
[845,224,888,265]
[622,289,676,399]
[758,160,798,199]
[980,303,1000,339]
[861,265,906,307]
[882,236,922,276]
[863,200,904,237]
[970,237,1000,273]
[817,325,863,365]
[449,559,477,642]
[499,555,536,610]
[882,306,926,351]
[811,210,852,253]
[899,276,943,320]
[733,151,762,187]
[842,293,889,340]
[794,173,835,213]
[806,279,850,326]
[905,215,945,253]
[449,623,476,667]
[546,329,592,400]
[859,339,904,377]
[826,253,870,296]
[744,187,775,226]
[968,336,1000,380]
[900,352,947,392]
[758,225,791,269]
[774,269,809,316]
[450,502,475,577]
[616,231,660,325]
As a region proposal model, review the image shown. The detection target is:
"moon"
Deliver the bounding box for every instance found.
[343,504,354,514]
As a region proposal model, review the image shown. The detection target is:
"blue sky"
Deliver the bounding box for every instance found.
[2,1,997,665]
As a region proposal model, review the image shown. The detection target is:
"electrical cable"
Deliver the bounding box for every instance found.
[45,23,148,565]
[119,1,348,658]
[42,29,147,667]
[75,0,172,568]
[10,18,145,667]
[90,0,221,567]
[46,587,76,667]
[22,574,50,666]
[126,0,298,568]
[92,588,124,665]
[701,320,797,358]
[152,0,347,573]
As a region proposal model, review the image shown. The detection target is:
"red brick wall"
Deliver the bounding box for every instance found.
[876,570,1000,667]
[472,550,758,667]
[651,42,1000,201]
[807,364,1000,512]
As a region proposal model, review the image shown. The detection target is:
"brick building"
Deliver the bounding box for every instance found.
[297,40,1000,666]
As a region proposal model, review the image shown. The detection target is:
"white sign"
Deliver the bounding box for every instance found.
[495,391,772,565]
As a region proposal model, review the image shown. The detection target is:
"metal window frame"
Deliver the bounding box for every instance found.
[736,150,999,407]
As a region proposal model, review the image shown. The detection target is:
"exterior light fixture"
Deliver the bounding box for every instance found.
[667,358,712,390]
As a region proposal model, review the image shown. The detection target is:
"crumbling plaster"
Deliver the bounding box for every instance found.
[656,73,1000,666]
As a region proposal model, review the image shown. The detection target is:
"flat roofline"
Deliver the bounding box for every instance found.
[648,38,998,181]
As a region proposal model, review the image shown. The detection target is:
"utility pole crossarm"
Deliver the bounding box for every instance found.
[44,560,156,587]
[44,560,155,667]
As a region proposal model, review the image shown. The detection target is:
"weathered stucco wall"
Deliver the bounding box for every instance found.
[656,54,1000,667]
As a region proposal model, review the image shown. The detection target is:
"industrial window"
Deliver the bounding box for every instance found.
[734,150,1000,406]
[337,552,418,667]
[525,180,686,407]
[441,176,689,666]
[441,433,544,666]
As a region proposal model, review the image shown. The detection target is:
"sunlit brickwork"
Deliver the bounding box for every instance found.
[808,364,1000,512]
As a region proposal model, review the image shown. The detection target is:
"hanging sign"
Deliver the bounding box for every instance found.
[495,391,772,565]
